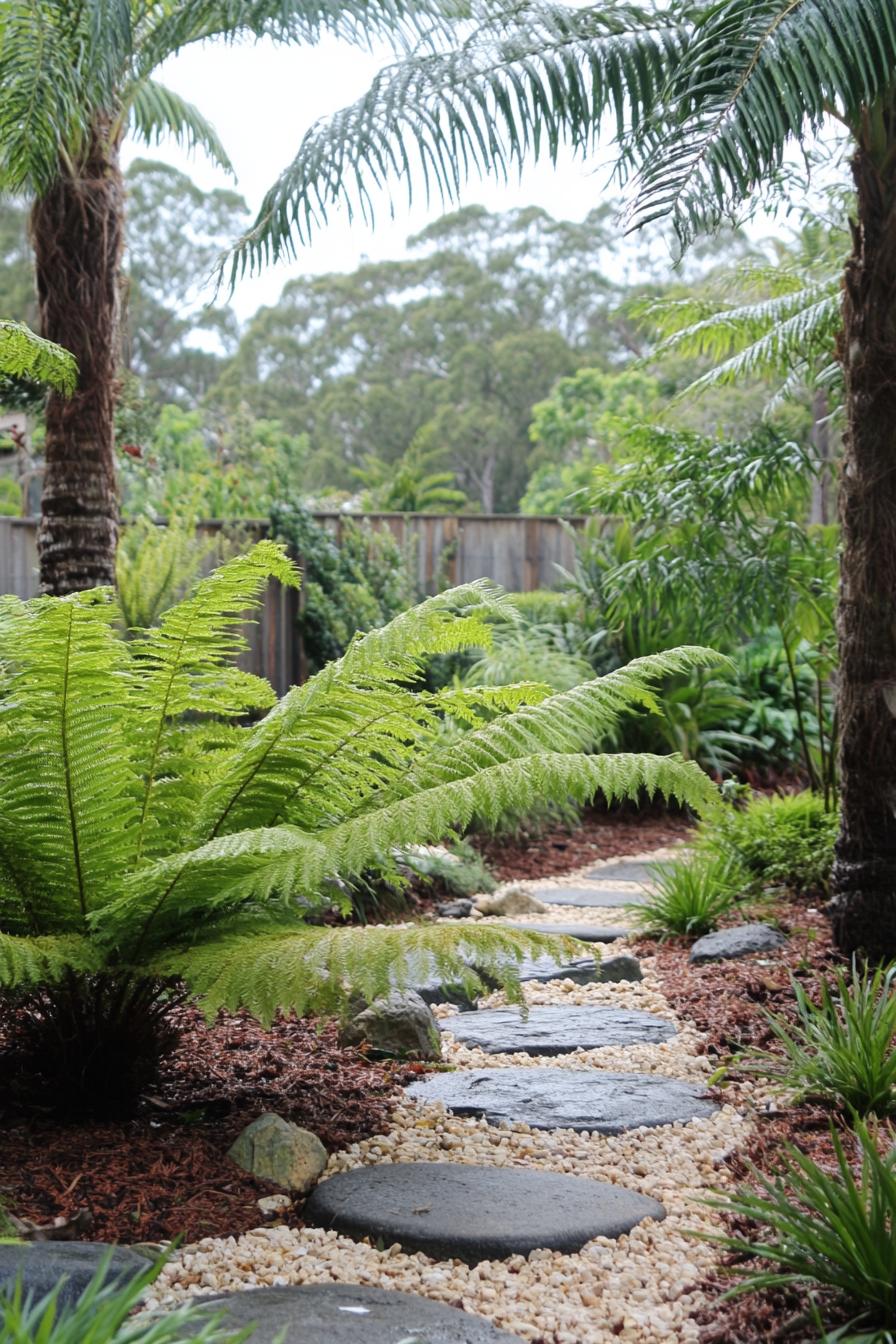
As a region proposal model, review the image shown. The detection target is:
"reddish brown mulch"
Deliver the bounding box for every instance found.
[640,900,859,1344]
[0,1009,416,1245]
[472,801,693,882]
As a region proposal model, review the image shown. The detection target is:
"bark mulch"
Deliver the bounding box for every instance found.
[0,1009,416,1245]
[638,899,862,1344]
[472,801,693,882]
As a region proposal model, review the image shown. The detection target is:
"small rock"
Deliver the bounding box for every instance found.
[339,990,441,1059]
[435,898,474,918]
[690,923,787,963]
[257,1194,293,1219]
[228,1114,327,1193]
[597,953,642,983]
[475,887,547,916]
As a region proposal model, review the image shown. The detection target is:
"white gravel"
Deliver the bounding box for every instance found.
[146,848,752,1343]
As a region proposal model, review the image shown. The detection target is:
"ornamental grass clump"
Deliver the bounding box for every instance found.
[0,1254,248,1344]
[0,542,719,1116]
[744,963,896,1118]
[630,854,748,939]
[711,1122,896,1342]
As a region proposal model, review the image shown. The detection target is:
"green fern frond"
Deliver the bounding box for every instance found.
[156,922,593,1024]
[0,320,77,394]
[0,590,139,926]
[0,932,100,988]
[192,581,513,841]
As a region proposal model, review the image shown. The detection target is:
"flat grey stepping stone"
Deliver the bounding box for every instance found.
[440,1005,675,1055]
[582,861,657,885]
[303,1162,665,1263]
[180,1283,525,1343]
[690,922,787,963]
[407,1067,719,1133]
[500,921,628,943]
[489,952,598,988]
[0,1242,150,1309]
[531,886,651,909]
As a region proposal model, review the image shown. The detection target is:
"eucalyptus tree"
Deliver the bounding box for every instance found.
[231,0,896,959]
[0,0,451,593]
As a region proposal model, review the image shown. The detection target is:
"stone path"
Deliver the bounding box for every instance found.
[149,847,751,1344]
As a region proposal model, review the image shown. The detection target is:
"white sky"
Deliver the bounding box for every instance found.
[124,35,635,319]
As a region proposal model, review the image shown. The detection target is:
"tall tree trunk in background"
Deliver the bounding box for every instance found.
[809,386,833,526]
[829,139,896,959]
[31,120,123,593]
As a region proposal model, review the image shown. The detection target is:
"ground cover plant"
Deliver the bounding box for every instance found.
[744,962,896,1119]
[629,853,748,940]
[711,1122,896,1344]
[0,540,718,1117]
[697,791,838,894]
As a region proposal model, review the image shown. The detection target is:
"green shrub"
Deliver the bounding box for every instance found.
[697,790,838,892]
[0,1254,249,1343]
[744,963,896,1118]
[630,854,747,939]
[0,477,21,518]
[0,542,719,1115]
[271,501,416,673]
[711,1122,896,1341]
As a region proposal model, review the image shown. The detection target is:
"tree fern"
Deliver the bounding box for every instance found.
[0,543,719,1114]
[0,319,77,393]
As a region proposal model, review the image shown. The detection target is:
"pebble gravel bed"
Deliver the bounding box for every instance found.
[146,849,754,1344]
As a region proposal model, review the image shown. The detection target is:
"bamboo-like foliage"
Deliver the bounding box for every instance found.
[229,0,896,273]
[0,542,720,1033]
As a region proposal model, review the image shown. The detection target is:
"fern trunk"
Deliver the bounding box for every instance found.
[30,117,123,594]
[830,136,896,959]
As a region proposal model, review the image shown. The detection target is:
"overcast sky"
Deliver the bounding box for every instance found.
[125,34,635,319]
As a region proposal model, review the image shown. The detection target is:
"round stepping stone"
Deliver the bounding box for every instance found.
[440,1005,675,1055]
[303,1162,665,1263]
[690,922,787,963]
[179,1283,525,1343]
[531,886,650,908]
[583,861,657,885]
[499,921,628,943]
[407,1067,719,1133]
[0,1242,150,1310]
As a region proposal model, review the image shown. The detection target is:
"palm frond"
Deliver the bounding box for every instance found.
[627,0,896,239]
[226,3,684,277]
[0,321,77,394]
[127,80,235,174]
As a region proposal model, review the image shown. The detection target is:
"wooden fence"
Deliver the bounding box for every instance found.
[0,513,585,694]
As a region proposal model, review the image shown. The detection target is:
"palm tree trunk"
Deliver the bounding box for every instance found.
[30,119,123,593]
[829,141,896,958]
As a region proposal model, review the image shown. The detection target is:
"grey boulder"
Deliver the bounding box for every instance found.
[341,990,441,1060]
[690,923,787,963]
[598,953,643,983]
[228,1113,328,1193]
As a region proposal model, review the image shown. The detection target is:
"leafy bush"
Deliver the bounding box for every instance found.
[0,1254,248,1343]
[398,841,496,899]
[630,854,747,939]
[463,627,594,693]
[0,477,21,518]
[697,790,838,892]
[745,963,896,1118]
[271,502,416,672]
[713,1122,896,1342]
[0,542,718,1115]
[115,515,235,632]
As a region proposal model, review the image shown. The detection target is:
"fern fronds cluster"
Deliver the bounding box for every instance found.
[0,543,719,1107]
